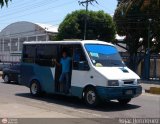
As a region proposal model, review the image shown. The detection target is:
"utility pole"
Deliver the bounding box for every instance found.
[78,0,98,40]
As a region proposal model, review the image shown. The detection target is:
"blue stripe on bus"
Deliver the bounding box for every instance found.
[21,63,55,93]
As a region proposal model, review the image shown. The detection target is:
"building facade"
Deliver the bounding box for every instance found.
[0,21,58,62]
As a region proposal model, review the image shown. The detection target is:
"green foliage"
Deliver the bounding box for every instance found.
[114,0,160,53]
[114,0,160,71]
[0,0,11,7]
[58,10,116,42]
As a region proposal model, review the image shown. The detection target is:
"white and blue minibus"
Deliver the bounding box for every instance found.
[20,40,142,107]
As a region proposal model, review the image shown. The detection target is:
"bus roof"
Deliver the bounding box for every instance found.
[23,40,115,46]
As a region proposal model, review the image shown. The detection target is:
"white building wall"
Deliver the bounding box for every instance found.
[0,21,58,62]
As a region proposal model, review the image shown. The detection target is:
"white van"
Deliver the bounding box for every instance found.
[20,40,142,107]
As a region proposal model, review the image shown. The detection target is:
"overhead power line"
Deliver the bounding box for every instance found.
[78,0,98,40]
[0,0,75,22]
[0,0,61,20]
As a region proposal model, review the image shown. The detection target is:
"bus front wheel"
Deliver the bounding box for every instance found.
[118,98,131,105]
[84,87,99,107]
[30,80,42,97]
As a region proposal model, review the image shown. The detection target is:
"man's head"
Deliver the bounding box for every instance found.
[62,51,67,58]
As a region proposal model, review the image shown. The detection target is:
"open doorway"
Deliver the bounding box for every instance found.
[54,45,73,94]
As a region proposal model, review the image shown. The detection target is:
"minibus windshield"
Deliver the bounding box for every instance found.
[85,44,125,67]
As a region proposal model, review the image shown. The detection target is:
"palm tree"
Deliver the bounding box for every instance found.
[117,0,122,6]
[0,0,11,8]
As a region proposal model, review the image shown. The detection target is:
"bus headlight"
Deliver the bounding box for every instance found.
[137,79,141,84]
[108,80,119,86]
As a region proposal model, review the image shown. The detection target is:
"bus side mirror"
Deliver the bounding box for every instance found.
[78,61,90,71]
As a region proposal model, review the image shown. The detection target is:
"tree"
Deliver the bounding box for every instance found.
[0,0,11,7]
[114,0,160,71]
[57,10,116,42]
[117,0,122,6]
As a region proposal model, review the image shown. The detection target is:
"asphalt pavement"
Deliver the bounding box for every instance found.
[0,77,160,122]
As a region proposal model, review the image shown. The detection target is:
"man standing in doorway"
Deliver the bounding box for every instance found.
[54,51,71,94]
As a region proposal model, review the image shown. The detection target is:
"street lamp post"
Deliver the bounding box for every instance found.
[148,19,152,50]
[146,18,152,80]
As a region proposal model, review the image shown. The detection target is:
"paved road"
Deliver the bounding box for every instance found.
[0,78,160,123]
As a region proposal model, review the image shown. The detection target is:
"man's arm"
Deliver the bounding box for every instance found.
[53,59,61,66]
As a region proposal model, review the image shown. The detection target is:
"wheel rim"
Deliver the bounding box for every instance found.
[31,83,38,95]
[4,75,9,82]
[86,90,96,105]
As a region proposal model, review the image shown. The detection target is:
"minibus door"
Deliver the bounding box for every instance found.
[54,45,62,92]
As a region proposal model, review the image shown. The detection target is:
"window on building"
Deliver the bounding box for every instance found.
[19,37,27,51]
[11,38,18,51]
[28,36,36,41]
[0,39,3,51]
[37,35,46,41]
[4,38,10,51]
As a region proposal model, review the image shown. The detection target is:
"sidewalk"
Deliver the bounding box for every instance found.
[141,80,160,95]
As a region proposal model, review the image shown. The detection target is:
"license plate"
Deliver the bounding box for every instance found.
[125,90,133,95]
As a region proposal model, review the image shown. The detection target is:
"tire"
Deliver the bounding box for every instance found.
[118,98,131,105]
[4,74,10,83]
[15,76,20,84]
[84,87,99,107]
[30,80,42,97]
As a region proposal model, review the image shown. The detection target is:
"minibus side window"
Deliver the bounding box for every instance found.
[23,45,36,63]
[73,45,90,71]
[36,44,57,67]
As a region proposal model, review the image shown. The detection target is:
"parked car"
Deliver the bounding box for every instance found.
[0,63,11,71]
[2,64,21,83]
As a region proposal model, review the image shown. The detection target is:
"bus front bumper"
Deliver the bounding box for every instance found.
[96,85,142,101]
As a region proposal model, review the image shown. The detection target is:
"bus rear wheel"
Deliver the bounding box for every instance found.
[84,87,99,107]
[30,80,42,97]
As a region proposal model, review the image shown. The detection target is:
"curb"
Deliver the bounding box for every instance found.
[145,87,160,95]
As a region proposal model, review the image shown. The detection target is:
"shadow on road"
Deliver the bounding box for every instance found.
[1,81,20,86]
[15,93,141,112]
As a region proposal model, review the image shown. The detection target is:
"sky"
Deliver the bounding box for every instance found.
[0,0,117,31]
